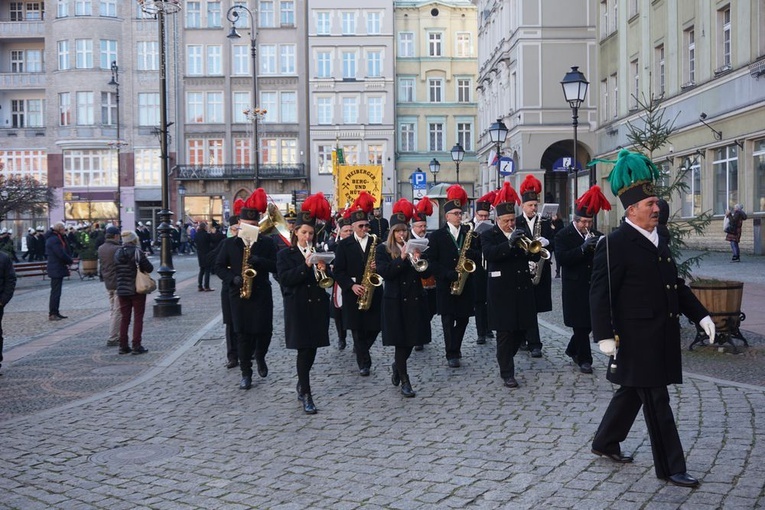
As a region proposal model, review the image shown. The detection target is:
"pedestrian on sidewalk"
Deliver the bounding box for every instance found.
[195,221,214,291]
[114,231,154,355]
[0,250,17,375]
[725,204,747,262]
[98,226,122,347]
[45,222,73,321]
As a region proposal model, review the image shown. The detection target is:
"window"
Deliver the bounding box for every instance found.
[259,1,274,27]
[59,93,71,126]
[630,60,639,109]
[25,49,43,72]
[428,122,444,151]
[0,150,47,182]
[10,50,24,73]
[368,97,383,125]
[11,99,43,128]
[456,33,471,58]
[99,0,116,17]
[207,1,221,28]
[342,97,358,124]
[611,73,618,118]
[280,91,297,123]
[75,0,92,16]
[58,0,68,18]
[187,92,204,123]
[280,1,294,26]
[137,41,159,71]
[134,149,161,187]
[655,44,665,96]
[233,92,250,123]
[341,12,356,35]
[233,1,249,27]
[317,51,331,78]
[713,145,738,215]
[681,158,702,217]
[366,12,381,34]
[600,79,608,121]
[721,7,731,67]
[197,139,225,165]
[101,92,116,125]
[100,40,118,70]
[260,92,277,123]
[187,45,203,75]
[317,97,333,125]
[75,39,93,69]
[207,92,224,123]
[186,2,201,28]
[399,122,415,152]
[754,140,765,212]
[457,123,472,151]
[367,145,383,165]
[207,45,222,75]
[398,32,414,57]
[138,93,160,126]
[234,138,250,166]
[76,91,94,125]
[260,45,276,74]
[342,52,356,80]
[367,51,381,78]
[429,79,443,103]
[64,150,117,187]
[280,45,296,74]
[316,11,330,35]
[686,28,695,84]
[317,145,333,175]
[600,0,608,38]
[457,79,471,103]
[10,99,24,128]
[232,45,250,75]
[629,0,638,17]
[399,78,414,103]
[58,41,70,70]
[281,139,297,164]
[428,32,442,57]
[340,144,357,165]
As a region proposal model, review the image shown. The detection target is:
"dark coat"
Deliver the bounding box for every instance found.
[725,209,747,243]
[195,228,214,267]
[481,225,537,332]
[375,243,431,347]
[590,222,708,387]
[45,230,73,279]
[276,246,331,349]
[369,216,389,240]
[113,244,154,296]
[97,238,121,291]
[425,224,479,318]
[209,240,233,325]
[214,235,277,335]
[471,220,494,305]
[555,223,598,328]
[0,252,17,306]
[35,233,46,259]
[516,215,553,312]
[333,234,382,332]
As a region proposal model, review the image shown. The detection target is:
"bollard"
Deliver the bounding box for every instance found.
[754,218,762,256]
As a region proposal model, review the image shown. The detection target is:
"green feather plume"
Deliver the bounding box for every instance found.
[592,149,661,196]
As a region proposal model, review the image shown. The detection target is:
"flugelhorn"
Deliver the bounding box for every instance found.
[513,232,551,260]
[308,248,335,289]
[405,238,429,272]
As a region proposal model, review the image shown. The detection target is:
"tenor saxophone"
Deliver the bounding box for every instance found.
[530,216,547,286]
[450,223,476,296]
[357,234,382,311]
[240,242,257,299]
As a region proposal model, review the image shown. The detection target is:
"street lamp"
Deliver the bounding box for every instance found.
[561,65,589,219]
[107,61,127,228]
[488,118,508,188]
[140,0,182,317]
[227,5,260,188]
[450,142,465,186]
[429,158,440,186]
[177,183,186,226]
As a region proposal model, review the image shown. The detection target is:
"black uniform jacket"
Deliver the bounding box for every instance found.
[333,234,382,332]
[481,225,538,332]
[555,222,598,328]
[471,220,493,306]
[375,243,431,347]
[276,246,331,350]
[425,224,479,318]
[590,222,708,387]
[516,214,553,312]
[215,235,277,336]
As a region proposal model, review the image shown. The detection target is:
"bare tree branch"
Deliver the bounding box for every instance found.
[0,175,58,222]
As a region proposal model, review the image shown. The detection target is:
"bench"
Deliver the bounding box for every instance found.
[13,258,83,280]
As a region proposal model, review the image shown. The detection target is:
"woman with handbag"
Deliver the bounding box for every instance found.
[114,230,154,354]
[725,204,748,262]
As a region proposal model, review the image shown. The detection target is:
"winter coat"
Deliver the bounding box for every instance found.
[97,238,121,291]
[114,244,154,296]
[333,234,382,332]
[425,224,480,318]
[725,209,747,243]
[195,229,213,267]
[45,230,73,279]
[555,222,598,329]
[0,252,17,306]
[515,215,553,312]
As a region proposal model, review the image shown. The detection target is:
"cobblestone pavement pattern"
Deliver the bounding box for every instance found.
[0,251,763,509]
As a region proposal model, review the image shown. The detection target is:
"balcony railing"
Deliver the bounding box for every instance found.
[0,72,46,89]
[175,163,306,180]
[0,20,45,38]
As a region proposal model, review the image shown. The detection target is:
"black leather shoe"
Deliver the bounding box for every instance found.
[239,376,252,390]
[503,377,519,388]
[579,363,593,374]
[591,449,633,463]
[391,362,400,386]
[302,394,317,414]
[56,313,68,319]
[338,338,347,350]
[131,346,148,355]
[49,314,62,321]
[255,357,268,378]
[400,381,416,398]
[665,472,700,488]
[530,348,542,358]
[296,382,304,402]
[198,287,205,292]
[118,346,131,355]
[476,336,486,345]
[447,358,461,368]
[359,367,370,376]
[226,360,238,369]
[414,345,424,351]
[486,331,495,339]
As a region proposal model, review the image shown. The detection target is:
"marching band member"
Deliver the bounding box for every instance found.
[276,193,333,414]
[214,189,277,390]
[426,185,480,368]
[480,183,538,388]
[554,185,610,374]
[333,191,383,376]
[327,211,353,350]
[411,197,435,351]
[220,198,244,369]
[471,191,497,345]
[375,199,430,397]
[516,174,553,358]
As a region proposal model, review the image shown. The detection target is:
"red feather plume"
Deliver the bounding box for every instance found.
[232,198,245,216]
[351,191,376,214]
[341,208,351,220]
[301,192,332,221]
[446,184,468,204]
[493,181,521,206]
[519,174,542,195]
[576,185,612,215]
[415,197,434,217]
[477,190,497,205]
[244,188,268,213]
[392,198,416,222]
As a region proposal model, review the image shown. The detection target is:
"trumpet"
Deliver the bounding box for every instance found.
[309,247,335,289]
[513,232,551,260]
[405,238,429,272]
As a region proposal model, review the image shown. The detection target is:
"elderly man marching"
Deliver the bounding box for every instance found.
[471,191,496,346]
[589,149,716,488]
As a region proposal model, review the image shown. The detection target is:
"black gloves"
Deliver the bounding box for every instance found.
[509,229,524,244]
[232,275,243,288]
[247,255,260,269]
[583,235,598,251]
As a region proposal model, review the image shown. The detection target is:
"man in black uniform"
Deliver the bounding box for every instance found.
[590,149,716,487]
[215,188,277,390]
[426,185,479,368]
[471,192,496,345]
[333,191,382,376]
[369,207,389,240]
[410,197,435,351]
[327,213,353,350]
[554,185,611,374]
[515,174,553,358]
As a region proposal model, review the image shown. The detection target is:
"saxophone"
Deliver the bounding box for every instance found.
[357,234,383,311]
[450,223,476,296]
[530,216,546,286]
[240,243,257,299]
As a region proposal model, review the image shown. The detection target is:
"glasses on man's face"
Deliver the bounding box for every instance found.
[358,224,370,228]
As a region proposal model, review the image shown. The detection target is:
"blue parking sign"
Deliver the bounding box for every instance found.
[412,171,427,188]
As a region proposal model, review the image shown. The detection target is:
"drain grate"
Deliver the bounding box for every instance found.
[89,444,182,466]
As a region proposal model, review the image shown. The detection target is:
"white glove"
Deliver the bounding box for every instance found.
[537,236,550,247]
[699,316,716,344]
[598,339,616,356]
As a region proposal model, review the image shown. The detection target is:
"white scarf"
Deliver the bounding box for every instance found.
[625,218,659,247]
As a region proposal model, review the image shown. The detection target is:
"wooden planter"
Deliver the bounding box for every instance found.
[689,279,748,349]
[81,259,98,277]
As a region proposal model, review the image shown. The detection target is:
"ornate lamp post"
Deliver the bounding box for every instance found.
[227,5,260,188]
[450,142,465,186]
[561,66,589,219]
[107,60,127,228]
[140,0,182,317]
[488,118,508,188]
[429,158,440,186]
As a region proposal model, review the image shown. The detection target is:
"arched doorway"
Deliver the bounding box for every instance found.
[540,140,590,219]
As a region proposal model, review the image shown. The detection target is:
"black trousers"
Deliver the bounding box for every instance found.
[592,385,687,479]
[198,266,211,289]
[296,347,317,395]
[475,302,490,337]
[566,327,593,365]
[441,314,469,360]
[351,329,379,369]
[523,316,543,350]
[225,323,238,363]
[237,333,271,377]
[393,345,414,381]
[496,330,525,379]
[333,305,346,341]
[49,277,63,315]
[0,306,4,367]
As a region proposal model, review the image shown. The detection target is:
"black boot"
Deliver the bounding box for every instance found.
[302,394,317,414]
[400,376,416,398]
[391,362,400,386]
[296,382,304,402]
[239,375,252,390]
[338,337,347,350]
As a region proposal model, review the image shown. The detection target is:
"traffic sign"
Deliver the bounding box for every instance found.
[411,171,427,189]
[413,188,426,199]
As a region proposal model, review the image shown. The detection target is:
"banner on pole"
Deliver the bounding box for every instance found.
[335,165,383,210]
